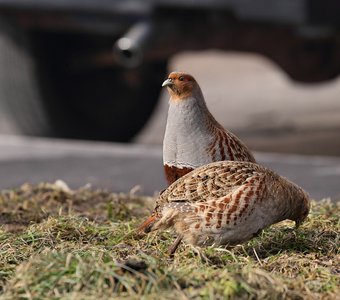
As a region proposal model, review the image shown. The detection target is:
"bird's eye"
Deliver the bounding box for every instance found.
[178,76,185,81]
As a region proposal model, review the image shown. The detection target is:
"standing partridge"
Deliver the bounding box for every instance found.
[139,161,310,254]
[162,72,255,185]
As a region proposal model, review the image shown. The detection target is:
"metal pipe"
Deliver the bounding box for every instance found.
[113,21,153,68]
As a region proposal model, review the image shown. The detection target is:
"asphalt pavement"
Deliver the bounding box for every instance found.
[0,135,339,200]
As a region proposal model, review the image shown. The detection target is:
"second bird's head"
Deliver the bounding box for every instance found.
[162,72,199,100]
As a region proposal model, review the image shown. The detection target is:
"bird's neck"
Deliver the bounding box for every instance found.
[168,97,209,125]
[167,88,216,131]
[271,177,306,222]
[163,91,219,169]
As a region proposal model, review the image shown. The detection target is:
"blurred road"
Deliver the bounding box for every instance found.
[0,135,339,200]
[135,52,340,156]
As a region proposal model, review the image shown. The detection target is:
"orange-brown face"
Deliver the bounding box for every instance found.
[162,72,196,100]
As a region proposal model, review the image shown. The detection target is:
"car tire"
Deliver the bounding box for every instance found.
[0,24,167,141]
[0,20,52,136]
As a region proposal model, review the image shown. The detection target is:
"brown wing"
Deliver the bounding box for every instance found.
[158,161,265,205]
[191,173,267,232]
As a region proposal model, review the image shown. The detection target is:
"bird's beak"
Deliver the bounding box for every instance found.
[162,78,174,87]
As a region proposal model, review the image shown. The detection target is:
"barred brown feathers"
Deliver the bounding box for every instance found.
[140,161,310,249]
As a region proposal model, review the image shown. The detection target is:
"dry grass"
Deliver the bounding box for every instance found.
[0,182,339,299]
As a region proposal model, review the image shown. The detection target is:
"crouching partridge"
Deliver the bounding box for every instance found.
[162,72,255,185]
[139,161,310,254]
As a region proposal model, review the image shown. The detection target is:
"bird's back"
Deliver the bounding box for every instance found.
[153,161,308,247]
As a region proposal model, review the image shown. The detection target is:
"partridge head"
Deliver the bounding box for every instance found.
[139,161,310,253]
[162,72,255,185]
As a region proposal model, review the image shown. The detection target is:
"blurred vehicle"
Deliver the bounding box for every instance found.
[0,0,339,142]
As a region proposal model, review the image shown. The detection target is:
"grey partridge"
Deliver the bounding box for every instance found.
[162,72,255,185]
[139,161,310,254]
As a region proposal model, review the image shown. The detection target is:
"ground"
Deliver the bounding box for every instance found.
[0,181,339,299]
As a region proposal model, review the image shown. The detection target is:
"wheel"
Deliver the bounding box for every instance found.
[0,25,167,141]
[0,19,51,136]
[32,31,167,142]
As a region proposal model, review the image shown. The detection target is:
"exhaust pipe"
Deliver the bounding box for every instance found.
[114,21,153,68]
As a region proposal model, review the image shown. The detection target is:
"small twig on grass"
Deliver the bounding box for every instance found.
[252,247,263,266]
